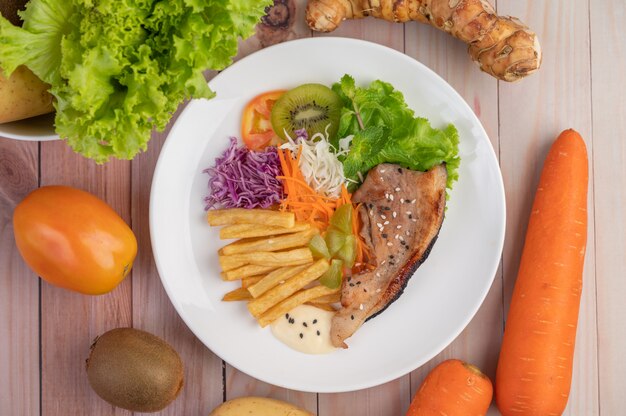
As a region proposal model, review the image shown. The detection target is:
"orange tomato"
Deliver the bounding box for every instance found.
[13,186,137,295]
[241,90,286,150]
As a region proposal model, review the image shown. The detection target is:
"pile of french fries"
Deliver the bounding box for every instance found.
[207,208,341,327]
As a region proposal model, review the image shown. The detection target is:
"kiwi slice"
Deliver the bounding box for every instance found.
[271,83,342,140]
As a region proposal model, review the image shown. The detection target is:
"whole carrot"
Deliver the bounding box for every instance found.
[496,129,588,415]
[406,359,493,416]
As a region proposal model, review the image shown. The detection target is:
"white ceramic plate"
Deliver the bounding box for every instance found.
[0,112,58,141]
[150,37,505,393]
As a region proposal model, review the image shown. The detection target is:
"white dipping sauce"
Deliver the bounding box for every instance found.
[271,305,336,354]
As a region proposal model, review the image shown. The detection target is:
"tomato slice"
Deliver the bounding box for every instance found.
[241,90,286,150]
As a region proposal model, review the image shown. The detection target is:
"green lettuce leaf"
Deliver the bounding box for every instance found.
[333,75,460,192]
[0,0,271,162]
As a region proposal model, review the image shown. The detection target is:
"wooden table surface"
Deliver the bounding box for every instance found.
[1,1,624,415]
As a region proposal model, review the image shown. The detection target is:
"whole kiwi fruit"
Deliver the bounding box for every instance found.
[0,0,29,26]
[86,328,184,413]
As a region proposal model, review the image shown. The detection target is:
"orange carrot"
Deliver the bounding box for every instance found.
[406,359,493,416]
[496,129,588,416]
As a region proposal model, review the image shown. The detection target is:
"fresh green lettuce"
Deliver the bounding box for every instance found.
[332,75,460,192]
[0,0,271,162]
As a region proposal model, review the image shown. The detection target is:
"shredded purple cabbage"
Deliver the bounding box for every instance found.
[203,138,284,210]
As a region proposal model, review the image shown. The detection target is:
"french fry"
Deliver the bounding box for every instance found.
[241,276,263,289]
[220,222,310,240]
[247,264,310,298]
[221,264,276,281]
[219,248,313,270]
[247,259,329,317]
[222,229,317,255]
[222,287,252,302]
[207,208,295,228]
[219,255,249,271]
[257,285,339,327]
[310,292,341,304]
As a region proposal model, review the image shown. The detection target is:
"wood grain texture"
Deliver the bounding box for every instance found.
[498,0,599,414]
[590,1,626,414]
[312,16,404,52]
[0,139,39,416]
[404,17,502,415]
[40,141,132,415]
[319,379,411,416]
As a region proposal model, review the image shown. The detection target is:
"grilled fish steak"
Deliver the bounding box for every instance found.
[331,163,447,348]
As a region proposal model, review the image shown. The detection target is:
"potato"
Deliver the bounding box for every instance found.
[0,66,54,124]
[209,397,313,416]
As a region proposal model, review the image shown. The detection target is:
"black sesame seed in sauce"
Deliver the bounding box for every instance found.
[289,318,295,324]
[299,333,304,339]
[303,322,308,327]
[384,206,391,211]
[356,281,361,285]
[285,313,289,319]
[317,330,321,336]
[389,255,394,259]
[351,315,355,320]
[313,319,318,324]
[408,214,413,219]
[382,233,388,238]
[349,283,355,287]
[397,168,402,173]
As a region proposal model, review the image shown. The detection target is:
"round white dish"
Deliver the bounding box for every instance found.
[150,37,505,393]
[0,112,58,141]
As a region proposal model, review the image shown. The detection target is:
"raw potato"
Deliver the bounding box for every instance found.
[306,0,542,81]
[0,65,54,123]
[210,396,314,416]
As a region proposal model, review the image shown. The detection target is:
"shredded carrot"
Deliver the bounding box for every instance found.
[277,148,372,268]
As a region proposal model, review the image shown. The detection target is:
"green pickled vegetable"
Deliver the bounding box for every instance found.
[325,228,346,256]
[309,234,331,259]
[320,259,343,289]
[329,203,353,235]
[336,234,356,268]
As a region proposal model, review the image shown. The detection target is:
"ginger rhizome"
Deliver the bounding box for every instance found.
[306,0,541,82]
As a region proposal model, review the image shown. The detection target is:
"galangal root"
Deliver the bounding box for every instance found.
[305,0,541,82]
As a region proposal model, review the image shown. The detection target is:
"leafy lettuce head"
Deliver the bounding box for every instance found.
[0,0,271,162]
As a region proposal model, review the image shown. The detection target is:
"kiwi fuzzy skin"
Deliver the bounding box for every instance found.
[86,328,184,413]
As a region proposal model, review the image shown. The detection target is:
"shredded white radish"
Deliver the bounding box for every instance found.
[280,125,348,198]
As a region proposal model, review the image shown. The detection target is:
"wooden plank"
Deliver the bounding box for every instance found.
[498,0,599,414]
[130,124,224,416]
[39,141,132,415]
[223,2,317,412]
[590,1,626,414]
[0,139,40,416]
[319,379,411,416]
[404,18,502,414]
